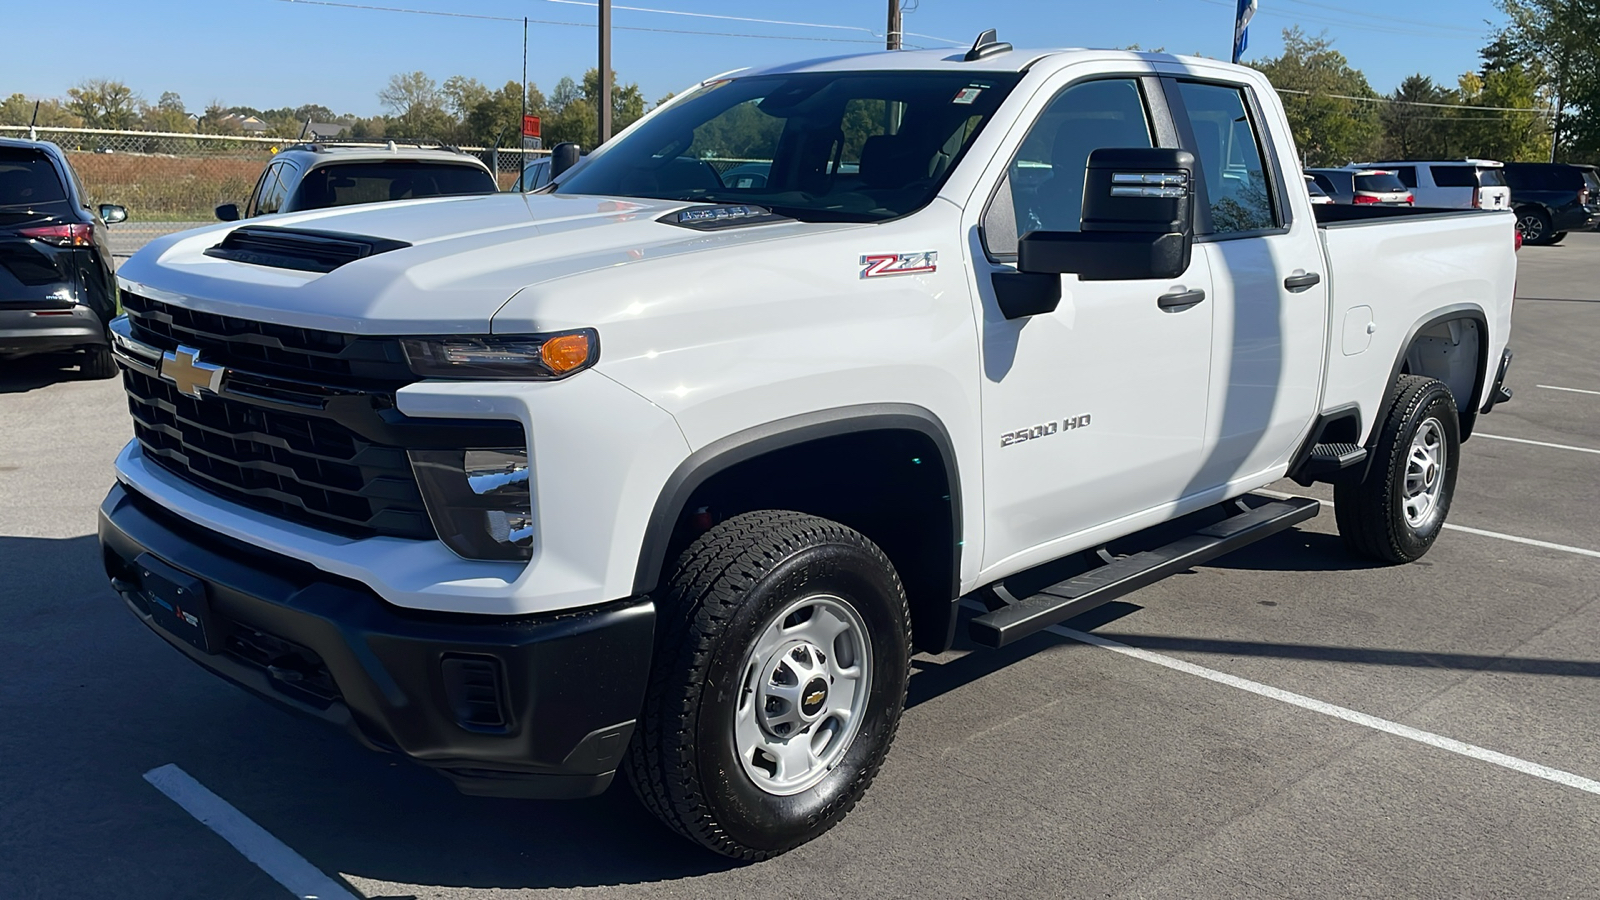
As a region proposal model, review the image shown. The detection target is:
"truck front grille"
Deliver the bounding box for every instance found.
[121,291,414,388]
[123,365,436,539]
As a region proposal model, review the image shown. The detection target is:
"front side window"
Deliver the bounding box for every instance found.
[554,71,1022,222]
[292,161,497,210]
[982,79,1154,257]
[1175,81,1276,234]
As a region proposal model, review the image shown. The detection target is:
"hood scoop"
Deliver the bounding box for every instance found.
[204,225,411,273]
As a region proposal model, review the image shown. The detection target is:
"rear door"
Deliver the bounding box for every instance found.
[1167,77,1329,485]
[1474,165,1512,210]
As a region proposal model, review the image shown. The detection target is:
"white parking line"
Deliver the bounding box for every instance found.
[1476,433,1600,456]
[1253,488,1600,560]
[1538,384,1600,397]
[959,600,1600,798]
[144,764,358,900]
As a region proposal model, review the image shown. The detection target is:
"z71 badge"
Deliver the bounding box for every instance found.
[860,251,938,279]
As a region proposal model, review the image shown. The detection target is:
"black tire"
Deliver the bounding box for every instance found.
[79,346,118,380]
[1334,375,1460,563]
[1549,231,1568,245]
[625,510,911,860]
[1516,208,1554,245]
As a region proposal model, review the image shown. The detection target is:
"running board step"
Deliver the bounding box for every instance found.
[968,497,1321,649]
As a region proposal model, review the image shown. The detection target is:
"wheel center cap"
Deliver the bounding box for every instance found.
[800,677,829,718]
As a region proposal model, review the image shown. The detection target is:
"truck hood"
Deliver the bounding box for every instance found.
[116,192,862,334]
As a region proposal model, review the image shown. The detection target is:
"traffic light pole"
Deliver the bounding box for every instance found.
[599,0,613,144]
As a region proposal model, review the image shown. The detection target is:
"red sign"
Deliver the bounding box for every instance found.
[522,115,541,137]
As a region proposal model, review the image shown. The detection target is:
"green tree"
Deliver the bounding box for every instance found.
[1495,0,1596,160]
[378,71,453,140]
[0,94,82,127]
[1247,28,1381,166]
[66,79,142,129]
[142,91,194,133]
[1380,75,1457,159]
[198,101,242,135]
[1453,65,1551,162]
[581,68,646,138]
[462,81,549,148]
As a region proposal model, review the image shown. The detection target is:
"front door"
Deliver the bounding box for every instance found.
[971,75,1216,575]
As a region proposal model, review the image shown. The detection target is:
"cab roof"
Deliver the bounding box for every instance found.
[735,46,1210,79]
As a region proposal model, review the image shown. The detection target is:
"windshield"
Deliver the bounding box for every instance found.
[1354,172,1405,193]
[554,71,1023,222]
[0,148,69,209]
[291,160,497,210]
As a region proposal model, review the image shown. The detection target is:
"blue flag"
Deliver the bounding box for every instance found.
[1233,0,1257,64]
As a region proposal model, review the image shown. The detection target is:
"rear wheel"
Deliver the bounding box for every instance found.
[79,346,118,379]
[626,510,911,860]
[1334,376,1460,563]
[1516,208,1554,245]
[1549,231,1568,245]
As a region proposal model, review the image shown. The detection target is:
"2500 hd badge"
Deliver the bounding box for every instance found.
[1001,414,1093,447]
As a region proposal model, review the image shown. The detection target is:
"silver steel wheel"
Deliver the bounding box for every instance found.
[734,593,872,796]
[1402,416,1448,529]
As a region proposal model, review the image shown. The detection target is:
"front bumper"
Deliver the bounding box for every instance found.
[0,306,108,357]
[100,482,655,799]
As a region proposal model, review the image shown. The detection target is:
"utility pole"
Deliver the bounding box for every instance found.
[886,0,901,50]
[599,0,613,144]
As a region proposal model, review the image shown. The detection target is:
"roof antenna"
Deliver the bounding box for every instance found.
[964,28,1012,62]
[28,100,40,141]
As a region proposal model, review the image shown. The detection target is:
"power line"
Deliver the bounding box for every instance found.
[1193,0,1482,40]
[1272,0,1486,36]
[276,0,893,44]
[1276,87,1553,115]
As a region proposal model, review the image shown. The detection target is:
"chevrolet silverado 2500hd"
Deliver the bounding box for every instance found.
[99,34,1517,859]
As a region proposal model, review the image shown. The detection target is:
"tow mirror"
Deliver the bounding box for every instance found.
[1017,147,1196,282]
[550,142,582,179]
[215,203,241,222]
[98,204,128,224]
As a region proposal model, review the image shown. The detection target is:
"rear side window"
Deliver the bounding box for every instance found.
[1174,81,1276,234]
[1355,172,1405,193]
[1477,167,1507,187]
[1309,172,1343,195]
[1390,166,1418,188]
[293,161,497,210]
[1429,166,1478,188]
[0,149,69,207]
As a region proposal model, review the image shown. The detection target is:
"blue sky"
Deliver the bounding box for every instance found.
[2,0,1506,117]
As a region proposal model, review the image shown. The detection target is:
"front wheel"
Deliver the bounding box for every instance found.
[625,510,911,860]
[1335,375,1460,563]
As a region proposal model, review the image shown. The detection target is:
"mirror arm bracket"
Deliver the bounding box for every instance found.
[992,270,1061,320]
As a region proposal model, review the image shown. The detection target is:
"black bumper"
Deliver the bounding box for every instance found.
[99,483,655,799]
[1480,347,1514,415]
[0,306,108,357]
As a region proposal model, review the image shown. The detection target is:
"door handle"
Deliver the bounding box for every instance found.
[1284,272,1322,291]
[1157,288,1206,310]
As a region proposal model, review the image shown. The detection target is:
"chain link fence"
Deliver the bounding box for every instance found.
[0,125,548,256]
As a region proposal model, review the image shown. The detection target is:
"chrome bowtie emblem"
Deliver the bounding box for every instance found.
[159,345,226,398]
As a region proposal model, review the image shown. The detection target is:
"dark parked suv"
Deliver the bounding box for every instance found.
[0,138,128,378]
[1501,162,1600,245]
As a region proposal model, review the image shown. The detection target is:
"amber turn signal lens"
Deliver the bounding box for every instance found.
[540,333,592,374]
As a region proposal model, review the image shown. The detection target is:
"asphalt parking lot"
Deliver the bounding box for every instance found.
[2,236,1598,899]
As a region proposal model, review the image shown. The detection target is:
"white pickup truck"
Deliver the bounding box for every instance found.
[100,33,1517,859]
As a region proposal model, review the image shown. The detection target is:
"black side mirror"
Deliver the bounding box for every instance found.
[549,142,582,179]
[215,203,241,222]
[98,204,128,224]
[1018,147,1196,282]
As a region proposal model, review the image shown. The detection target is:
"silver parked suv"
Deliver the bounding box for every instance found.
[216,141,498,221]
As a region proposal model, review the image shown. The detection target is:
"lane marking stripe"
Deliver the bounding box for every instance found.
[1253,489,1600,559]
[959,600,1600,797]
[1476,433,1600,456]
[144,764,358,900]
[1538,384,1600,397]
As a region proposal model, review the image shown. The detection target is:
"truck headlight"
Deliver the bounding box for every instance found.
[401,330,597,380]
[409,448,534,561]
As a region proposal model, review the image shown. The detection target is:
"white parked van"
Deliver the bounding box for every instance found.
[1370,159,1512,210]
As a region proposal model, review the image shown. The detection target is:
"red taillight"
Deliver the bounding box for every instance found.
[18,223,93,247]
[1403,194,1415,205]
[1352,195,1380,205]
[1514,228,1524,251]
[1471,190,1481,209]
